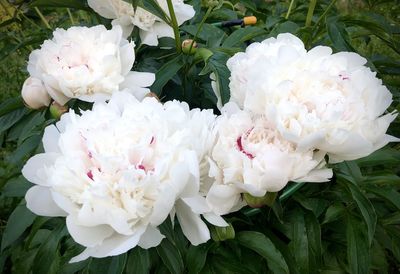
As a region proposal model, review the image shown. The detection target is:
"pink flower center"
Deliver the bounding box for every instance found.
[236,135,255,159]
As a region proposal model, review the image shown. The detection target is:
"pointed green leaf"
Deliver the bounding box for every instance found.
[237,231,289,274]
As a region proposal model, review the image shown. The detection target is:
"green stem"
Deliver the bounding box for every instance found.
[166,0,181,53]
[34,7,51,29]
[285,0,295,20]
[314,0,337,28]
[305,0,317,27]
[189,7,213,53]
[279,183,305,202]
[66,8,75,25]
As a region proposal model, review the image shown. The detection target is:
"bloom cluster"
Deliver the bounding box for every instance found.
[22,25,154,108]
[21,22,397,262]
[88,0,195,45]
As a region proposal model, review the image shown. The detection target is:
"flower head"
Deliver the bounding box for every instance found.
[206,103,332,215]
[227,33,398,162]
[88,0,195,45]
[26,25,154,105]
[21,77,51,109]
[22,92,225,262]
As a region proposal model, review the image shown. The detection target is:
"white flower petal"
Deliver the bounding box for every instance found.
[66,216,114,247]
[138,226,165,249]
[175,200,210,246]
[25,186,66,217]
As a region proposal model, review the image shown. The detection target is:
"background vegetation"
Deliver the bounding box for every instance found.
[0,0,399,273]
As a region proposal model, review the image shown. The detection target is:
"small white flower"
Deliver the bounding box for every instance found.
[206,103,332,215]
[22,92,226,262]
[27,25,154,105]
[88,0,195,45]
[227,33,399,162]
[21,77,51,109]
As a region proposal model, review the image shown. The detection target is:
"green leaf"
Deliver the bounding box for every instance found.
[347,216,370,274]
[1,201,36,251]
[0,97,24,117]
[0,108,27,133]
[2,176,32,197]
[151,54,184,96]
[288,209,309,273]
[181,24,227,48]
[9,134,42,165]
[126,247,151,274]
[344,182,377,245]
[365,186,400,210]
[305,212,322,270]
[30,0,89,10]
[326,16,355,51]
[222,27,267,48]
[186,244,210,274]
[33,224,68,274]
[202,52,231,105]
[156,239,184,274]
[323,203,346,224]
[236,231,289,274]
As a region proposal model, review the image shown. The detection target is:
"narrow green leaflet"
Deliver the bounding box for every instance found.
[30,0,89,10]
[150,54,184,95]
[32,224,68,274]
[156,239,184,274]
[347,215,370,274]
[344,182,377,245]
[126,247,151,274]
[2,176,32,197]
[0,108,27,133]
[288,210,309,273]
[186,244,210,274]
[222,26,266,48]
[1,201,36,251]
[236,231,289,274]
[326,16,355,51]
[202,52,231,105]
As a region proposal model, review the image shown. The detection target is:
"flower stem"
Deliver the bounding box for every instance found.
[314,0,337,28]
[34,7,51,29]
[285,0,295,20]
[166,0,181,53]
[305,0,317,27]
[279,182,305,201]
[189,6,213,53]
[66,8,75,25]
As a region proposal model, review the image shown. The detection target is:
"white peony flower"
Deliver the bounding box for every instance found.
[27,25,154,105]
[206,103,332,215]
[22,92,226,262]
[227,33,399,162]
[21,77,51,109]
[88,0,195,45]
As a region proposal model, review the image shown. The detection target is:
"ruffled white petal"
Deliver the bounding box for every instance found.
[25,186,66,217]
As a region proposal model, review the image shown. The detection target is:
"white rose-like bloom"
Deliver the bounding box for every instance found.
[206,103,332,215]
[22,92,226,262]
[227,33,398,162]
[88,0,195,45]
[21,77,51,109]
[27,25,154,105]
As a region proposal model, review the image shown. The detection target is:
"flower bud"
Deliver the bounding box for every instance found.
[194,48,213,63]
[211,223,235,242]
[21,77,51,109]
[182,39,197,55]
[243,192,278,208]
[49,101,68,119]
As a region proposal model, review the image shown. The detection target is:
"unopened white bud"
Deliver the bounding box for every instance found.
[21,77,51,109]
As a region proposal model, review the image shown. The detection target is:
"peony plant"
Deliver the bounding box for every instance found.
[1,0,399,272]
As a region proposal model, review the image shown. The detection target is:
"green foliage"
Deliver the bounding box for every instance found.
[1,0,399,273]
